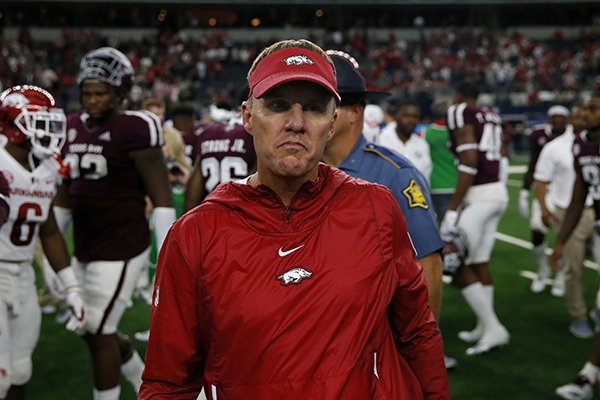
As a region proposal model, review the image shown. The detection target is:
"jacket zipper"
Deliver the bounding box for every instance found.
[285,206,291,221]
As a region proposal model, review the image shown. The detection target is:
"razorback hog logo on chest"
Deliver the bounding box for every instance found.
[277,267,313,286]
[282,55,315,66]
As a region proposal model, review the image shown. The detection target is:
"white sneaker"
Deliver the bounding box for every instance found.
[555,375,594,400]
[530,274,547,293]
[458,324,483,343]
[466,326,510,356]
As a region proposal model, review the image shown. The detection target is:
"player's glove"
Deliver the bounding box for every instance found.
[518,189,530,218]
[440,210,459,238]
[57,266,86,332]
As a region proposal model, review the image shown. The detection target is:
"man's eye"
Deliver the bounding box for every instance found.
[268,100,289,112]
[304,103,324,113]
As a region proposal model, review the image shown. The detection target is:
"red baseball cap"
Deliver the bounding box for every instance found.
[249,47,341,103]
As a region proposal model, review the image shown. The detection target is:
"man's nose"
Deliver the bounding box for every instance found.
[284,104,307,132]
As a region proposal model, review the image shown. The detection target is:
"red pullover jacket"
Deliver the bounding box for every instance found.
[140,163,448,400]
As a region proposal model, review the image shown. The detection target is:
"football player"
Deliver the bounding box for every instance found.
[0,85,85,400]
[520,105,571,295]
[552,92,600,400]
[441,81,510,356]
[53,47,176,400]
[183,100,257,212]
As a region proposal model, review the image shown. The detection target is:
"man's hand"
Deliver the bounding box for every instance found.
[549,243,564,271]
[519,189,530,218]
[64,288,86,332]
[57,267,86,332]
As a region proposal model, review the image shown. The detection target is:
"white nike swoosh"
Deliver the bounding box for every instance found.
[278,244,305,257]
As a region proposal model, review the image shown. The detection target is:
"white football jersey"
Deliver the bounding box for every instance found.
[0,147,62,262]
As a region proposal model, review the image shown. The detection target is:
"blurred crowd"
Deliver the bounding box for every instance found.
[1,25,600,117]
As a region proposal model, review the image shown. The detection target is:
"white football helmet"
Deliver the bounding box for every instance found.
[0,85,66,158]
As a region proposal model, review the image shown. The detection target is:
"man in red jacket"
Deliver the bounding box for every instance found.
[140,39,448,400]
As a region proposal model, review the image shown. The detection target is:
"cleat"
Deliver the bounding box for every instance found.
[555,375,593,400]
[569,319,594,339]
[466,326,509,356]
[458,325,483,343]
[444,355,457,370]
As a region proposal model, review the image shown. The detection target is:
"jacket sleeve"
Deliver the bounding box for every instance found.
[139,222,205,399]
[384,190,449,399]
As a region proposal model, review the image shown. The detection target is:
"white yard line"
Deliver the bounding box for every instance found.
[495,231,599,272]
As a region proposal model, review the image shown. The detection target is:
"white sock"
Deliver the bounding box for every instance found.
[121,350,145,393]
[579,361,600,384]
[483,285,494,308]
[533,244,550,276]
[461,282,502,331]
[93,386,120,400]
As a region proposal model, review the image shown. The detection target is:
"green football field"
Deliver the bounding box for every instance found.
[27,163,600,399]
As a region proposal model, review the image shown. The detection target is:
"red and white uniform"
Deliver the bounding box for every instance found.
[0,147,62,262]
[0,147,62,395]
[447,103,508,264]
[141,164,448,400]
[63,110,163,334]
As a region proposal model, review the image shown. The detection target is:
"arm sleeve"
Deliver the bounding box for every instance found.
[140,222,205,399]
[389,169,444,259]
[385,192,449,399]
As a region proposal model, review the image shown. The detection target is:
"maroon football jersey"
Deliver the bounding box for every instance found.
[446,103,503,185]
[528,124,553,157]
[182,125,203,160]
[573,131,600,220]
[63,110,163,262]
[194,120,256,194]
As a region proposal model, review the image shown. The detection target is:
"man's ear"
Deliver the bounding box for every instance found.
[326,109,338,141]
[241,100,253,135]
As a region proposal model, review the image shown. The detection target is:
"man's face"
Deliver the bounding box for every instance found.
[585,96,600,133]
[549,115,568,135]
[80,81,118,120]
[570,106,586,132]
[396,105,420,136]
[242,81,337,180]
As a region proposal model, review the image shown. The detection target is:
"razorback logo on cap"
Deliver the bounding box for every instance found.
[282,55,315,66]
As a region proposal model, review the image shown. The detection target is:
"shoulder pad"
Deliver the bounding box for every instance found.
[363,143,412,170]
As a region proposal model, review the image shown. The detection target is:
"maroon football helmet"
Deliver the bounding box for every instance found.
[0,85,66,157]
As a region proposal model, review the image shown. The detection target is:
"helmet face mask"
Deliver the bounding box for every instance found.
[0,85,66,158]
[77,47,134,99]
